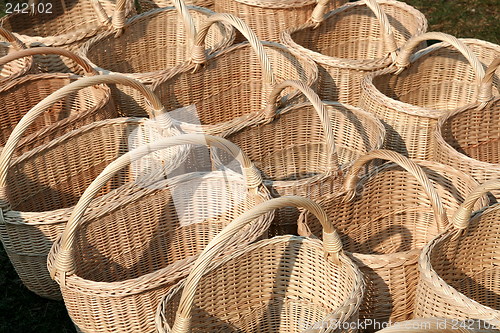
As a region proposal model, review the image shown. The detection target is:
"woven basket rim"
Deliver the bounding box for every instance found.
[228,0,316,9]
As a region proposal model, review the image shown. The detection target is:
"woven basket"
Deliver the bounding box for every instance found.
[152,13,318,136]
[414,179,500,327]
[213,0,347,43]
[0,47,118,155]
[281,0,427,105]
[375,318,496,332]
[359,32,499,160]
[298,150,486,326]
[222,80,385,235]
[0,74,181,300]
[0,27,32,84]
[434,58,500,201]
[80,0,234,116]
[0,0,136,73]
[137,0,214,10]
[156,196,364,333]
[47,134,273,333]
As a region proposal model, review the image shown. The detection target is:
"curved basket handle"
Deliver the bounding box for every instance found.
[311,0,398,56]
[451,178,500,230]
[343,149,449,231]
[192,13,275,85]
[172,0,197,51]
[0,27,26,51]
[0,74,173,208]
[0,47,98,76]
[264,80,340,171]
[49,134,265,279]
[395,32,486,82]
[167,195,343,333]
[476,57,500,105]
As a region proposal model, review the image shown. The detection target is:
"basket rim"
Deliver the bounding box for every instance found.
[227,0,316,9]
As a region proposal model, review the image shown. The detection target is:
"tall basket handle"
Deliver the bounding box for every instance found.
[311,0,398,56]
[476,57,500,106]
[165,196,344,333]
[395,32,486,82]
[451,178,500,231]
[0,47,98,76]
[192,13,275,85]
[49,134,265,280]
[0,74,175,209]
[343,149,449,231]
[264,80,340,171]
[0,27,26,51]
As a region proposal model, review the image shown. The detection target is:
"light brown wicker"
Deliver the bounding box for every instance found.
[152,13,318,136]
[221,79,385,235]
[375,318,497,332]
[0,0,136,73]
[156,196,364,333]
[79,0,234,116]
[281,0,427,105]
[0,47,118,155]
[0,27,32,84]
[359,32,499,160]
[137,0,214,10]
[298,150,487,326]
[414,179,500,327]
[0,74,180,300]
[213,0,347,43]
[47,134,273,333]
[434,58,500,201]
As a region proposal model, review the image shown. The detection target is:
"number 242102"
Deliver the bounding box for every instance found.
[5,2,53,14]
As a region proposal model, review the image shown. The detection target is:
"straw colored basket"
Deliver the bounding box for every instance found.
[375,318,497,332]
[434,58,500,201]
[213,0,347,43]
[156,196,364,333]
[0,0,135,73]
[0,27,32,84]
[222,80,385,235]
[281,0,427,105]
[0,47,118,155]
[80,0,234,116]
[298,150,486,326]
[47,134,273,333]
[0,74,181,300]
[414,179,500,327]
[138,0,214,10]
[152,13,318,136]
[359,32,499,160]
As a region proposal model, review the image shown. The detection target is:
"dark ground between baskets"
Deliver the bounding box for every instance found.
[0,0,499,332]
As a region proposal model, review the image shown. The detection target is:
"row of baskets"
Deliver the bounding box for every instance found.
[0,0,499,332]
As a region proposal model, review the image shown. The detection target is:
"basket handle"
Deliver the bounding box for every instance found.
[0,74,173,209]
[0,47,98,76]
[192,13,275,85]
[49,134,265,279]
[343,149,449,231]
[395,32,486,82]
[451,178,500,231]
[0,27,26,51]
[264,80,340,171]
[167,195,343,333]
[476,57,500,105]
[311,0,398,56]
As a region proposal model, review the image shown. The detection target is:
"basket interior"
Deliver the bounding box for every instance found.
[430,204,500,311]
[161,237,356,332]
[290,3,419,61]
[154,44,315,126]
[84,9,227,74]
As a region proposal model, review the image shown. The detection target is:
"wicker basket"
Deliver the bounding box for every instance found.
[152,13,318,136]
[0,74,181,300]
[281,0,427,105]
[0,0,136,73]
[213,0,347,43]
[414,179,500,327]
[375,318,496,332]
[80,0,234,116]
[0,47,118,155]
[47,134,273,333]
[434,58,500,201]
[221,80,385,235]
[298,150,487,326]
[359,32,499,160]
[137,0,214,10]
[156,196,364,333]
[0,27,32,84]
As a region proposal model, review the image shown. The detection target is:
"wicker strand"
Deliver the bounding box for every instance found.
[0,27,26,50]
[91,0,112,24]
